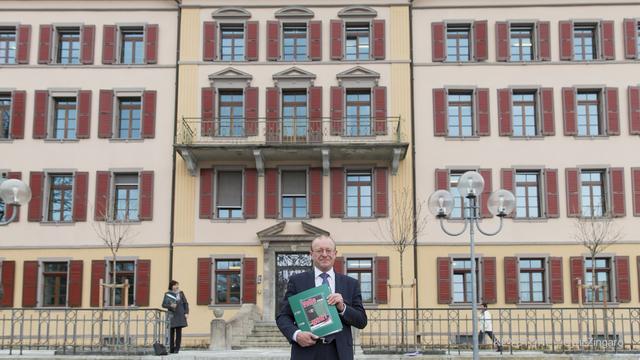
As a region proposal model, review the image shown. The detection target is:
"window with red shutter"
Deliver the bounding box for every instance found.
[265,87,280,143]
[242,258,257,304]
[432,88,447,136]
[201,87,215,136]
[330,167,345,218]
[481,257,496,304]
[330,87,344,136]
[570,256,584,304]
[33,90,49,139]
[479,169,492,218]
[264,168,279,218]
[244,87,258,136]
[267,21,280,61]
[536,21,551,61]
[135,260,151,306]
[245,21,258,61]
[435,169,449,190]
[68,260,83,307]
[431,22,446,62]
[10,90,26,139]
[144,24,158,64]
[473,21,488,61]
[600,20,615,60]
[330,20,343,60]
[90,260,105,307]
[605,87,620,135]
[562,87,577,135]
[1,261,15,307]
[497,88,512,136]
[17,25,31,64]
[610,167,625,217]
[81,25,95,64]
[629,86,640,134]
[633,168,640,216]
[102,25,117,64]
[437,257,451,304]
[38,25,52,64]
[139,171,154,221]
[624,19,638,59]
[308,167,322,218]
[22,261,39,307]
[374,168,388,217]
[565,168,580,217]
[548,257,563,303]
[559,21,574,60]
[76,90,92,139]
[373,86,387,135]
[142,90,156,138]
[544,169,560,218]
[374,256,389,304]
[28,172,44,222]
[615,256,631,303]
[203,21,216,61]
[372,19,385,60]
[72,172,88,222]
[495,22,509,62]
[309,20,322,60]
[476,88,490,135]
[540,87,555,136]
[98,90,114,138]
[197,258,212,305]
[308,86,323,142]
[504,257,519,303]
[94,171,111,221]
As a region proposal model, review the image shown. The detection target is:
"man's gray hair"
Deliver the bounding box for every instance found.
[310,235,336,250]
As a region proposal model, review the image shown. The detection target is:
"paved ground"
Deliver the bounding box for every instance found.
[2,349,640,359]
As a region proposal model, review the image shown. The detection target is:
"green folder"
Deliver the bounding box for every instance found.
[288,284,343,338]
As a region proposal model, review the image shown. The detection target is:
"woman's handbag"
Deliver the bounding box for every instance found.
[153,341,168,356]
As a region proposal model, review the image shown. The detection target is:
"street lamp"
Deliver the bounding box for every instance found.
[428,171,515,360]
[0,177,31,226]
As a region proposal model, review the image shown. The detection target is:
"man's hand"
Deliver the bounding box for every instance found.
[327,293,345,312]
[295,331,318,347]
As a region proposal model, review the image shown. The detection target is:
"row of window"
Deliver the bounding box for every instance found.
[432,19,640,62]
[434,86,640,138]
[0,90,156,141]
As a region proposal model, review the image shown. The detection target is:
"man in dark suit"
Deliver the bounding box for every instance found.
[277,235,368,360]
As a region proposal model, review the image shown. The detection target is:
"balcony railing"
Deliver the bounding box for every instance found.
[0,308,168,355]
[358,307,640,354]
[176,116,404,146]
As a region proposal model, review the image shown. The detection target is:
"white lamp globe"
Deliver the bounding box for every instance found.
[488,189,516,217]
[0,178,32,205]
[457,171,485,198]
[428,190,455,217]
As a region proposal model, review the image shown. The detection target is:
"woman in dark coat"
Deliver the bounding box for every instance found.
[162,280,189,354]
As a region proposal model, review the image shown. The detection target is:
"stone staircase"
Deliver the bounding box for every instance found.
[233,321,290,349]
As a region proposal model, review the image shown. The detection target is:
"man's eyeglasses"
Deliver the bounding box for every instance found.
[312,249,335,255]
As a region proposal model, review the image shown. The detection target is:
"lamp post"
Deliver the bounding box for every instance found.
[428,171,515,360]
[0,177,32,226]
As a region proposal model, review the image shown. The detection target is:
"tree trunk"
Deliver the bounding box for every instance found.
[112,254,117,307]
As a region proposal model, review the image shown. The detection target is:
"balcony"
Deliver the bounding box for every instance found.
[175,116,409,176]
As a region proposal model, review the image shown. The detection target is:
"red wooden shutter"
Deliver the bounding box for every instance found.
[615,256,631,303]
[431,22,446,62]
[610,167,626,217]
[0,261,15,307]
[500,169,515,218]
[633,168,640,216]
[330,167,344,218]
[374,256,389,304]
[33,90,48,139]
[102,25,117,64]
[497,88,512,136]
[144,24,158,64]
[245,87,258,136]
[373,86,387,135]
[27,172,44,222]
[433,88,447,136]
[330,86,344,136]
[81,25,95,64]
[334,257,345,274]
[562,87,577,136]
[68,260,83,307]
[16,25,31,64]
[242,258,257,304]
[90,260,105,307]
[372,19,385,60]
[435,169,449,190]
[266,20,280,61]
[308,86,323,142]
[98,90,114,138]
[201,87,215,136]
[548,257,564,303]
[330,20,343,60]
[473,21,488,61]
[94,171,111,221]
[203,21,217,61]
[309,167,323,218]
[504,257,519,304]
[374,168,388,217]
[37,24,52,64]
[197,258,211,305]
[72,172,89,222]
[559,21,573,60]
[624,19,638,59]
[245,21,258,61]
[4,172,22,221]
[264,168,278,218]
[476,88,490,136]
[540,87,555,136]
[135,260,151,306]
[600,20,615,60]
[565,168,580,217]
[139,171,154,221]
[495,22,509,62]
[536,21,551,61]
[544,169,560,218]
[479,169,492,218]
[605,87,620,135]
[437,257,451,304]
[629,86,640,134]
[22,261,38,307]
[570,256,584,304]
[309,20,322,60]
[481,257,497,304]
[265,87,280,143]
[199,168,213,219]
[142,90,157,138]
[243,168,258,219]
[77,90,92,139]
[10,90,26,139]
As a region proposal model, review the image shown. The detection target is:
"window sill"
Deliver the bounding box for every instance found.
[515,302,552,308]
[105,220,142,225]
[444,136,480,141]
[109,138,145,143]
[512,217,549,223]
[43,139,80,143]
[0,139,14,143]
[508,135,545,140]
[341,217,378,222]
[210,218,247,223]
[573,135,610,140]
[447,303,476,309]
[583,302,620,307]
[208,304,242,309]
[40,221,76,226]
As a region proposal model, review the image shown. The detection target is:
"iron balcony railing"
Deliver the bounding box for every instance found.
[359,307,640,354]
[0,308,168,355]
[177,116,404,146]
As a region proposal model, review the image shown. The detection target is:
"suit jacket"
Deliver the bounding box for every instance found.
[276,270,368,360]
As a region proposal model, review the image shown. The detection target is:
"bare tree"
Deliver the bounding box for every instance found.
[91,203,138,306]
